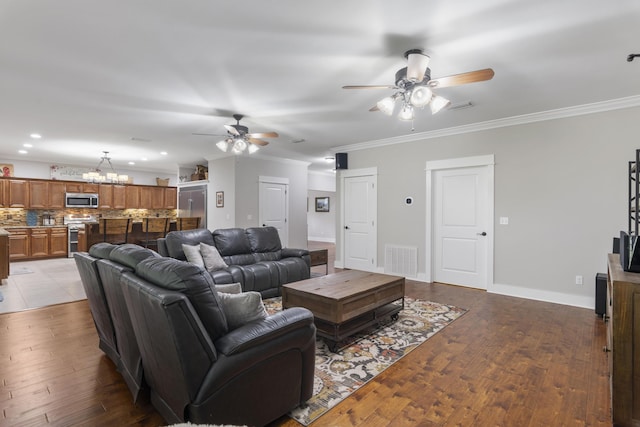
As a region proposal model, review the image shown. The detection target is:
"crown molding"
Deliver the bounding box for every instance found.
[333,95,640,153]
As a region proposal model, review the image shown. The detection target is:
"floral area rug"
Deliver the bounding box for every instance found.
[263,297,467,425]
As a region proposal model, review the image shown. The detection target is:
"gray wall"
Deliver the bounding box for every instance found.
[341,106,640,308]
[233,156,309,249]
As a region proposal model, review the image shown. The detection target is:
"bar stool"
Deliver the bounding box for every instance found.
[140,217,169,249]
[99,218,131,245]
[178,217,200,231]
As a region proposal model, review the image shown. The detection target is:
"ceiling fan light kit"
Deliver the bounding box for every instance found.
[343,48,494,122]
[201,114,277,155]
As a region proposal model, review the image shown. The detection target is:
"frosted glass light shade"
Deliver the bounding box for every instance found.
[409,86,433,107]
[430,95,451,114]
[398,104,414,121]
[376,96,396,116]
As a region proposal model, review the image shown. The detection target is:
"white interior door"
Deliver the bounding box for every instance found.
[259,180,288,247]
[343,173,377,271]
[433,166,489,289]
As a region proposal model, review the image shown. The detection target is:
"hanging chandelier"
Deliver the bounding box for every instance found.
[82,151,129,183]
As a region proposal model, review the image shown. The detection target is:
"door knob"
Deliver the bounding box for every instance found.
[477,232,487,236]
[345,226,350,229]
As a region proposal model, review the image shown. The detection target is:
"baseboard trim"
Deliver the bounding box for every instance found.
[489,283,594,310]
[308,237,336,243]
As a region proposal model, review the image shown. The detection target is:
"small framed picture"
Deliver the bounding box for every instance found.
[315,197,329,212]
[216,191,224,208]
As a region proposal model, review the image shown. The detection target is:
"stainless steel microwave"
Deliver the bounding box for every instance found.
[65,192,99,208]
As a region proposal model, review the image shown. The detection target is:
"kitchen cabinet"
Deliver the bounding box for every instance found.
[65,182,99,193]
[112,185,126,209]
[98,184,114,208]
[49,181,66,208]
[9,180,29,208]
[8,228,29,260]
[165,187,177,209]
[8,227,68,261]
[0,180,8,208]
[30,228,49,257]
[0,231,9,280]
[140,186,165,209]
[50,227,68,256]
[125,185,140,208]
[29,180,66,209]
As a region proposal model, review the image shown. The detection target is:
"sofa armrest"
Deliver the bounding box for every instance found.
[281,248,309,258]
[156,238,168,257]
[214,307,314,356]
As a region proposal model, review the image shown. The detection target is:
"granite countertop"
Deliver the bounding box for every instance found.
[1,225,69,229]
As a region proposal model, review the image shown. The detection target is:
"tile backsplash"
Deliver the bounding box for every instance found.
[0,208,177,227]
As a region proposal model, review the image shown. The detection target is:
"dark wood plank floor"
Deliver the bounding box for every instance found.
[0,243,610,426]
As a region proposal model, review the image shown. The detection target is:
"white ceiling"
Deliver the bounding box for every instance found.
[1,0,639,175]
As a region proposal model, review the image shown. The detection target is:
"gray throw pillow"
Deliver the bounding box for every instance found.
[200,242,228,272]
[217,291,268,330]
[214,282,242,294]
[182,243,205,268]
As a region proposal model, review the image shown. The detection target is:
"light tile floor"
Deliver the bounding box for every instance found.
[0,257,85,314]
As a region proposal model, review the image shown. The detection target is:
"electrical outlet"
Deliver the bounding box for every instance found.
[575,275,583,285]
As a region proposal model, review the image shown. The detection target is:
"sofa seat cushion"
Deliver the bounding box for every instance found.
[273,258,311,284]
[238,262,280,294]
[217,291,268,330]
[135,257,229,341]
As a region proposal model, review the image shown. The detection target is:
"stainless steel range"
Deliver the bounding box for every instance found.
[63,214,96,257]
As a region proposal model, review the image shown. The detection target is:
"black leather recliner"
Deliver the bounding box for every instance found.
[158,226,311,298]
[74,245,119,366]
[120,256,316,426]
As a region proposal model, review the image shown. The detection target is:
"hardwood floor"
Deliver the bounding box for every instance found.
[0,243,610,426]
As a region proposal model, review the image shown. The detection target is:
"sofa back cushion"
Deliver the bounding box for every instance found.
[165,229,215,261]
[109,244,161,269]
[135,257,229,341]
[88,242,117,259]
[246,226,282,252]
[213,228,251,255]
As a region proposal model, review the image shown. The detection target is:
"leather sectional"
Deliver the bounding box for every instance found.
[157,226,311,298]
[74,242,316,426]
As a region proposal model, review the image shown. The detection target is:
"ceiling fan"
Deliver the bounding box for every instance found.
[343,48,494,120]
[193,114,279,154]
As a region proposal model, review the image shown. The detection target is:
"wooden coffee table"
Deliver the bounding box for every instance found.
[282,270,405,351]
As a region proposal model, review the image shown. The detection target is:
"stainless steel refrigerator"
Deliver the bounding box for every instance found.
[178,185,207,229]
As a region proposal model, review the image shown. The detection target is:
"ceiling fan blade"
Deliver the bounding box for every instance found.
[342,85,397,90]
[224,124,240,135]
[247,131,279,138]
[192,133,226,137]
[428,68,495,88]
[248,138,269,146]
[369,105,380,112]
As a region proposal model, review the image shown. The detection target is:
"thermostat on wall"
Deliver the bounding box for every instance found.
[405,197,413,205]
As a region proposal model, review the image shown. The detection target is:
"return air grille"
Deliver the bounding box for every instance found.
[384,244,418,278]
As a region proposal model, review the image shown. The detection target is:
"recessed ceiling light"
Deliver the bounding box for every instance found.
[160,151,168,155]
[23,143,33,148]
[18,150,28,154]
[141,157,148,161]
[128,161,135,165]
[29,133,41,139]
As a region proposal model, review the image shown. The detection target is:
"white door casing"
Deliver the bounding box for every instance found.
[426,156,494,290]
[340,168,377,272]
[259,177,289,247]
